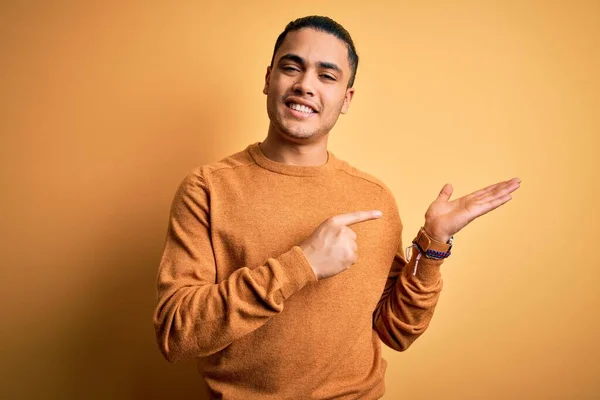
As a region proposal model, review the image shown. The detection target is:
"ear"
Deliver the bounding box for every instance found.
[263,66,272,95]
[340,87,355,114]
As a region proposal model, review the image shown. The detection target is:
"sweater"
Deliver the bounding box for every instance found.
[153,142,445,399]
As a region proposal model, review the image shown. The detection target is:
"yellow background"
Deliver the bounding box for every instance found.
[1,1,598,399]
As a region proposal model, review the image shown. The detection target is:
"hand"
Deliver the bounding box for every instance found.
[300,210,383,280]
[423,178,521,243]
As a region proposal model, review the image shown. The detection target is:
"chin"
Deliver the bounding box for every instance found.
[268,111,328,142]
[283,129,316,140]
[274,120,316,140]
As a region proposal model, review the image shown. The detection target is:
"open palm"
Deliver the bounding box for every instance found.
[423,178,521,242]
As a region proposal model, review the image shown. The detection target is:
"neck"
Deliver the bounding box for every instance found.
[259,126,329,166]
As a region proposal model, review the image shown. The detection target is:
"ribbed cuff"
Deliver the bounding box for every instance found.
[274,245,318,298]
[405,247,444,285]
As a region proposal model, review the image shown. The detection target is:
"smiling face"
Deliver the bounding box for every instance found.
[263,28,355,142]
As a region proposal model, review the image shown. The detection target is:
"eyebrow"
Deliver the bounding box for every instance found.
[278,53,343,75]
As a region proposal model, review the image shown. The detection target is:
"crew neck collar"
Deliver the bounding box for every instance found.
[247,142,336,177]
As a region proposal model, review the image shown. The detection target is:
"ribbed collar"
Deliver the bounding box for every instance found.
[247,141,336,177]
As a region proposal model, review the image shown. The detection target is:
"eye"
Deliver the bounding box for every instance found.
[282,66,300,72]
[320,74,336,81]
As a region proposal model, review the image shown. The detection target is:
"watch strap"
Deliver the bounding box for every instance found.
[412,227,453,259]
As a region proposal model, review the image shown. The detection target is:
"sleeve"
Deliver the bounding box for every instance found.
[153,169,317,362]
[372,190,445,352]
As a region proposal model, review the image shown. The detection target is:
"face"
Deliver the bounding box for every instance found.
[263,28,355,142]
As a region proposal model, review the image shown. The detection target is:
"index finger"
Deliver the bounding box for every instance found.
[330,210,383,226]
[471,177,521,198]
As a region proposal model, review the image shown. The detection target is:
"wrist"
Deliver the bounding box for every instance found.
[422,223,451,244]
[410,226,454,276]
[412,227,453,260]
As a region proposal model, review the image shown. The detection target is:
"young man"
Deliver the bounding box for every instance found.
[154,16,520,399]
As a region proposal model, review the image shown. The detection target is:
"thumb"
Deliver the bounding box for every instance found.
[437,183,453,202]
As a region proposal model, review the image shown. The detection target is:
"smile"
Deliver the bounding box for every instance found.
[287,102,316,114]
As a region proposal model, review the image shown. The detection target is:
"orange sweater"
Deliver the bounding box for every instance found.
[153,142,445,399]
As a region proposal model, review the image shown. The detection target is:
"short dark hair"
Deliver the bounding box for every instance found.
[270,16,359,88]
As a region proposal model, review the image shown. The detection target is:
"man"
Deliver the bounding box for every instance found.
[153,16,520,399]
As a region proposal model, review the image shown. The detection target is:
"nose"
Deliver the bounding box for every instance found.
[292,71,315,96]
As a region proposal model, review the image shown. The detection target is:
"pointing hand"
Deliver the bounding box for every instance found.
[300,210,383,280]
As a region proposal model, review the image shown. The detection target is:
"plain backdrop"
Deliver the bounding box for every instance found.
[1,1,598,399]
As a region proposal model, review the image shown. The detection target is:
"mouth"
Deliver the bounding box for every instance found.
[285,101,318,115]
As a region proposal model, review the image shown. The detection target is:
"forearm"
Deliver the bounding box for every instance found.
[373,246,444,351]
[154,245,315,362]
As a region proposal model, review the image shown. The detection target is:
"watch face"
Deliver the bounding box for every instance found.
[422,229,452,252]
[419,229,431,249]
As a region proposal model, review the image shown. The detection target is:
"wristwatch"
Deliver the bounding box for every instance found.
[412,227,453,259]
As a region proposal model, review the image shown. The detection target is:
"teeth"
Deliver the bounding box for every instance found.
[289,103,314,114]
